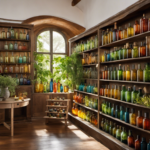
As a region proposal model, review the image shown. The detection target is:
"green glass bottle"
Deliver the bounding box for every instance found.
[132,42,139,58]
[104,101,108,114]
[110,67,114,80]
[110,50,114,61]
[9,42,13,50]
[121,127,127,144]
[111,103,115,117]
[114,47,119,60]
[117,64,123,80]
[105,120,110,133]
[143,63,149,82]
[10,26,15,39]
[101,118,105,129]
[123,45,127,59]
[131,85,138,103]
[137,88,143,99]
[102,100,106,113]
[103,119,107,131]
[112,123,117,137]
[113,67,117,80]
[109,121,113,135]
[22,53,27,63]
[121,85,126,101]
[116,125,122,140]
[107,103,111,115]
[119,47,123,60]
[125,87,131,102]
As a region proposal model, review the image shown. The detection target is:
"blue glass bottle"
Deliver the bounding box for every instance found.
[60,84,63,92]
[111,103,114,117]
[27,77,31,85]
[18,54,23,63]
[107,52,110,61]
[91,84,94,93]
[125,107,129,123]
[19,74,23,85]
[50,79,53,92]
[120,106,124,121]
[147,139,150,150]
[26,31,29,40]
[141,137,147,150]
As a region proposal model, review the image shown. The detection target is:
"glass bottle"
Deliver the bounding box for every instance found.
[140,14,148,33]
[102,30,105,46]
[123,45,127,59]
[104,30,108,45]
[112,123,117,137]
[105,120,110,133]
[125,107,130,123]
[127,43,132,58]
[147,139,150,150]
[60,84,63,92]
[105,66,108,79]
[22,53,26,63]
[20,30,23,39]
[115,105,120,119]
[110,50,114,61]
[141,137,147,150]
[134,20,140,35]
[19,74,23,85]
[116,125,122,140]
[103,119,107,131]
[107,85,110,97]
[109,28,113,43]
[26,31,29,40]
[118,47,123,60]
[18,54,23,63]
[132,42,139,58]
[20,65,24,73]
[4,42,8,50]
[18,43,22,50]
[0,53,3,63]
[136,110,143,128]
[107,102,111,115]
[143,63,149,82]
[104,85,107,97]
[10,52,15,63]
[121,85,126,101]
[107,52,110,61]
[137,88,143,99]
[101,118,105,130]
[15,30,18,39]
[126,65,131,81]
[118,27,123,40]
[127,23,134,37]
[109,121,113,134]
[120,106,124,121]
[104,101,108,114]
[122,66,126,80]
[15,74,19,85]
[137,64,143,82]
[114,85,118,99]
[111,103,115,117]
[131,85,138,103]
[110,67,114,80]
[121,127,127,144]
[114,47,118,60]
[5,52,9,63]
[129,108,136,125]
[7,28,10,39]
[123,25,127,39]
[24,64,28,73]
[50,79,53,92]
[113,67,117,80]
[113,22,118,42]
[26,53,30,63]
[135,135,141,150]
[27,77,31,85]
[131,64,137,81]
[23,74,27,85]
[10,27,15,39]
[100,85,104,96]
[139,42,146,57]
[117,64,122,80]
[4,65,8,73]
[14,42,18,50]
[9,66,13,73]
[125,87,131,102]
[23,30,26,40]
[53,80,57,93]
[108,68,110,80]
[143,112,150,130]
[117,86,121,100]
[9,42,13,50]
[1,28,6,39]
[128,130,134,148]
[15,65,19,73]
[110,85,114,98]
[15,55,19,63]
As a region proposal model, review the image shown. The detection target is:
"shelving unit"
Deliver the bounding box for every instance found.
[69,1,150,149]
[45,99,70,125]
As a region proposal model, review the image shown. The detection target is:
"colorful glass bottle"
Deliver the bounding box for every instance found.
[125,107,130,123]
[121,127,127,144]
[53,80,57,93]
[122,66,126,80]
[111,103,114,117]
[112,123,117,137]
[128,130,134,148]
[135,135,141,150]
[129,108,136,125]
[10,27,15,39]
[134,20,140,35]
[110,85,114,98]
[143,63,149,82]
[113,22,118,42]
[114,85,117,99]
[132,42,139,58]
[136,110,143,128]
[9,42,13,50]
[131,85,138,103]
[116,125,122,140]
[22,53,26,63]
[50,79,53,92]
[18,54,23,63]
[7,28,10,39]
[123,45,127,59]
[120,106,124,121]
[113,67,117,80]
[118,27,123,40]
[127,43,132,58]
[121,85,126,101]
[141,137,147,150]
[139,42,146,57]
[109,28,113,43]
[143,112,150,130]
[126,65,131,81]
[125,87,131,102]
[137,64,143,82]
[131,64,137,81]
[127,23,134,37]
[117,64,122,80]
[140,14,148,33]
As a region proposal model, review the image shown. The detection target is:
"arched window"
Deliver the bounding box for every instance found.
[36,29,67,81]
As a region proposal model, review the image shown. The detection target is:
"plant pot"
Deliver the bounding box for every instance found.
[4,87,10,100]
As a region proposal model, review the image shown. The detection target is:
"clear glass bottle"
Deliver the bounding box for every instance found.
[123,25,127,39]
[5,52,9,63]
[139,42,146,57]
[131,64,137,81]
[129,108,136,125]
[1,28,6,39]
[126,65,131,81]
[113,22,118,42]
[9,42,13,50]
[22,53,26,63]
[112,123,117,137]
[132,42,139,58]
[117,64,122,80]
[125,87,131,102]
[140,14,148,33]
[7,28,11,39]
[121,127,127,144]
[134,20,140,35]
[15,30,18,39]
[14,42,18,50]
[127,23,134,37]
[121,85,126,101]
[136,110,143,128]
[0,53,3,63]
[128,130,134,148]
[4,42,8,50]
[10,27,15,39]
[10,52,15,63]
[20,30,23,39]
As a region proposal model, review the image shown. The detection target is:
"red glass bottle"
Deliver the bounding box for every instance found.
[139,42,146,57]
[134,20,140,35]
[128,130,134,148]
[135,135,141,150]
[143,112,150,130]
[100,85,104,96]
[78,94,81,103]
[76,94,79,103]
[136,110,143,128]
[140,14,148,33]
[53,80,57,93]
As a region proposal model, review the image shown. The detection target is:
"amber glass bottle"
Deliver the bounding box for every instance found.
[100,85,104,96]
[140,14,148,33]
[135,135,141,150]
[134,20,140,35]
[105,66,108,79]
[143,112,150,130]
[107,85,110,97]
[118,27,123,40]
[123,25,127,39]
[110,85,114,98]
[137,64,143,82]
[114,85,118,99]
[131,64,137,81]
[128,130,134,148]
[127,43,132,58]
[129,108,136,126]
[139,42,146,57]
[126,65,131,81]
[104,85,107,97]
[136,110,143,128]
[122,66,126,80]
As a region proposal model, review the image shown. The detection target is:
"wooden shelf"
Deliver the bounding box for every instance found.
[69,112,134,150]
[74,90,98,96]
[45,111,66,114]
[82,78,98,81]
[100,112,150,134]
[100,79,150,84]
[100,31,150,48]
[78,47,98,54]
[33,92,72,95]
[17,85,32,88]
[99,96,150,110]
[0,38,30,42]
[73,100,98,112]
[44,116,66,119]
[0,50,31,52]
[100,56,150,64]
[46,105,67,108]
[0,63,31,65]
[82,63,98,67]
[46,99,69,102]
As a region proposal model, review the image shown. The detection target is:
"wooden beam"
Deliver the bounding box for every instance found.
[72,0,81,6]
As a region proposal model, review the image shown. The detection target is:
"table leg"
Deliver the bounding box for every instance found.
[11,104,14,137]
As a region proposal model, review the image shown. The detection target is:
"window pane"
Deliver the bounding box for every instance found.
[37,31,50,52]
[53,31,65,53]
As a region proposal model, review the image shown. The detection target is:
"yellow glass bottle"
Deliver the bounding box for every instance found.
[126,65,131,81]
[137,64,143,82]
[123,25,127,39]
[129,108,136,126]
[104,30,108,45]
[122,66,126,80]
[15,30,18,39]
[101,53,105,62]
[24,64,28,73]
[127,23,134,37]
[131,64,137,81]
[107,29,110,44]
[114,85,117,99]
[57,80,60,93]
[110,85,114,98]
[5,52,9,63]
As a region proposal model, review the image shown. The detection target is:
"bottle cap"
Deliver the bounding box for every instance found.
[60,84,62,86]
[131,108,135,113]
[138,110,142,117]
[119,64,122,69]
[122,85,126,89]
[51,79,53,81]
[126,107,130,112]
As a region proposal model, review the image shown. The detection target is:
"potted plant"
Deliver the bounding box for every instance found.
[0,75,17,99]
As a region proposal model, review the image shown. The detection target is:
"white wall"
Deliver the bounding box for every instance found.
[0,0,84,26]
[76,0,139,29]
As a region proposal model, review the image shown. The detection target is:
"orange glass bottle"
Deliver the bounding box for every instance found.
[100,85,104,96]
[53,80,57,93]
[78,94,82,104]
[140,14,148,33]
[134,20,140,35]
[136,110,143,128]
[127,130,134,148]
[143,112,150,130]
[75,106,78,116]
[104,85,108,97]
[102,67,105,79]
[105,66,108,79]
[139,42,146,57]
[135,135,141,150]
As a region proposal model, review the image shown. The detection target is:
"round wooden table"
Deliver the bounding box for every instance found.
[0,98,30,136]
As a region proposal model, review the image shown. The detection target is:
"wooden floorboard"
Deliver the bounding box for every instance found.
[0,118,109,150]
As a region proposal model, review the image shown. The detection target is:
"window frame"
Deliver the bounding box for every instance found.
[35,28,67,73]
